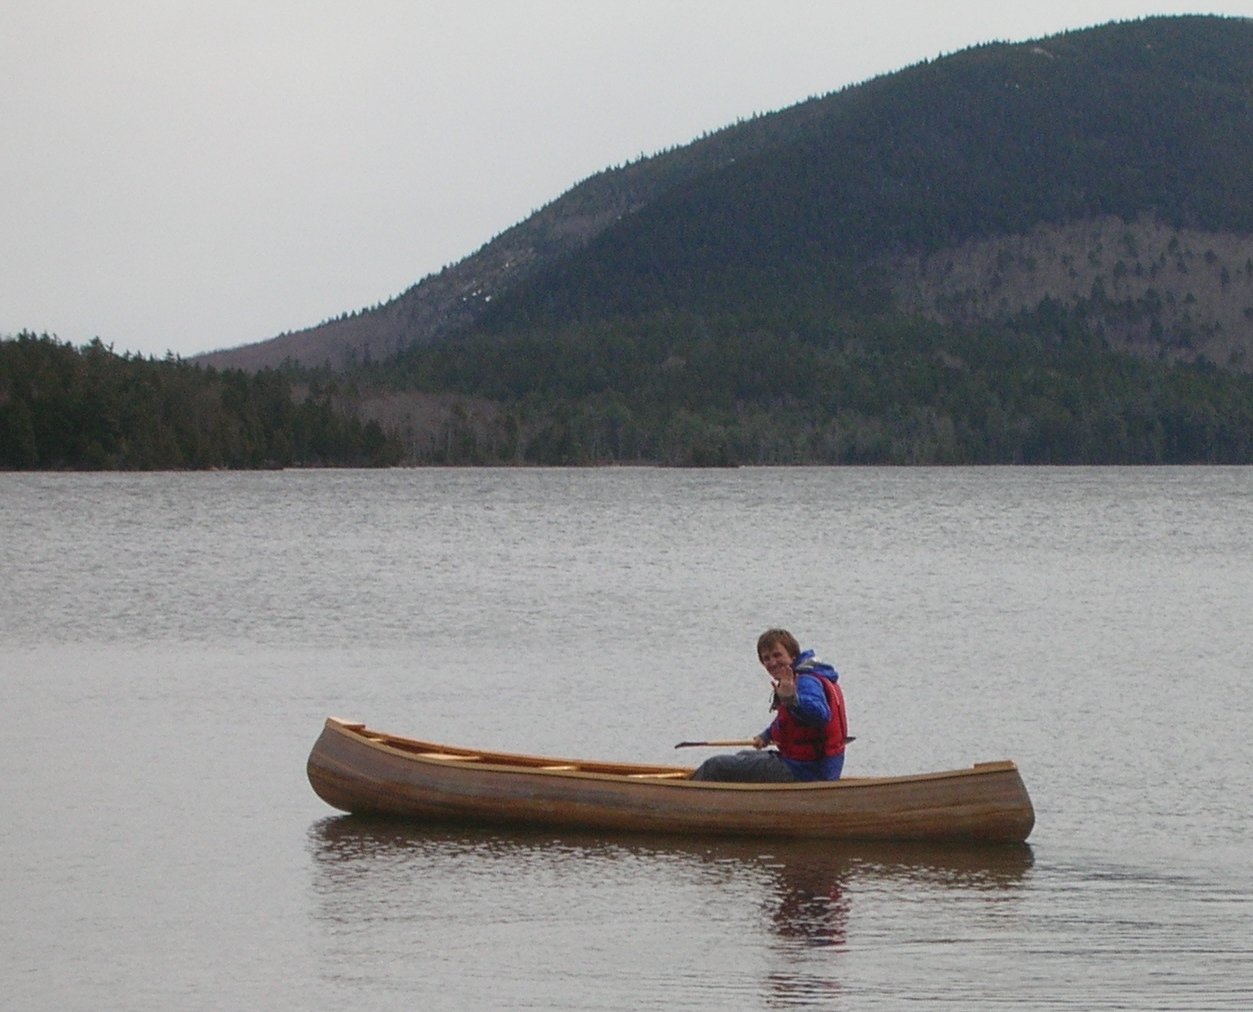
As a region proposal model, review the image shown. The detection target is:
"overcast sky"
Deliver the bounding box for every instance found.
[4,2,1251,358]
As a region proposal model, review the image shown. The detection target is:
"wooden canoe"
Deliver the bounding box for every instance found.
[306,717,1035,843]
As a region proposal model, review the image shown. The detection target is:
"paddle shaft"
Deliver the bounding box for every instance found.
[674,735,856,749]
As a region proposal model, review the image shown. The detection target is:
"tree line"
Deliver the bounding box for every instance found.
[377,303,1253,465]
[8,310,1253,469]
[0,333,400,470]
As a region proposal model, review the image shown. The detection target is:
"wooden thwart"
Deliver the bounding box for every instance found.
[414,752,482,761]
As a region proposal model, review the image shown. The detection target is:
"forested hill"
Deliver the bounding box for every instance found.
[200,14,1253,372]
[477,14,1253,364]
[350,15,1253,466]
[118,16,1253,468]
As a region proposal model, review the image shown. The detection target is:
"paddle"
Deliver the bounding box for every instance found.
[674,736,856,749]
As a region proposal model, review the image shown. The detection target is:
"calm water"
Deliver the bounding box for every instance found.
[2,467,1251,1010]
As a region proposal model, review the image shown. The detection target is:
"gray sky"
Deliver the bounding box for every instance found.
[4,2,1252,358]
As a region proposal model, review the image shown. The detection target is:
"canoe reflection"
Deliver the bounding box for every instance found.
[309,815,1033,954]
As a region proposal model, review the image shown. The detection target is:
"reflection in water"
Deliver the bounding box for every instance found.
[309,816,1033,1008]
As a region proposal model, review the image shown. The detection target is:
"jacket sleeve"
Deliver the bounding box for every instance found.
[787,674,832,726]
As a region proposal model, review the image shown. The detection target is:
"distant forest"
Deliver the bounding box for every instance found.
[373,303,1253,466]
[0,333,399,470]
[7,306,1253,469]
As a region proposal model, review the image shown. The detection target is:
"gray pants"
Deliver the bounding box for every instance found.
[689,749,797,782]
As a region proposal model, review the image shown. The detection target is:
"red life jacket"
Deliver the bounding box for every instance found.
[772,675,848,762]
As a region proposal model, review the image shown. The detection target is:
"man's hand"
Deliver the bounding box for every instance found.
[752,735,768,749]
[772,665,798,702]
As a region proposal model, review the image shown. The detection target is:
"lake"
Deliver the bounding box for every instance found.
[2,467,1251,1009]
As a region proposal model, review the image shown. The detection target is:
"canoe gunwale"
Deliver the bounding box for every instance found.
[319,717,1023,791]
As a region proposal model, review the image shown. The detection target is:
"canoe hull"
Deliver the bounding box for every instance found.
[307,719,1035,843]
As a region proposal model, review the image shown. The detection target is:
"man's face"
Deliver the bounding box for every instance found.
[759,642,795,681]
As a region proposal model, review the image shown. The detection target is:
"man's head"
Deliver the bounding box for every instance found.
[757,629,800,664]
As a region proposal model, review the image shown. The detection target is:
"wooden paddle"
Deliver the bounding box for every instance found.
[674,736,856,749]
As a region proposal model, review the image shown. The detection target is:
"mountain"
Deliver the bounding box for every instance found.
[197,14,1253,374]
[193,98,838,370]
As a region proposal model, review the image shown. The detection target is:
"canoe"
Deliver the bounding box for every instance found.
[306,717,1035,843]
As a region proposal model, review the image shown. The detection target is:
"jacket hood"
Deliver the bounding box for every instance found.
[792,649,839,682]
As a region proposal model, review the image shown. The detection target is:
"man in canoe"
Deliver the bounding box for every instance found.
[690,629,848,782]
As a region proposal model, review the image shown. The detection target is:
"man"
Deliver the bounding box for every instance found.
[689,629,848,782]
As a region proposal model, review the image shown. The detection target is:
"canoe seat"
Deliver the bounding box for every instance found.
[414,752,482,761]
[540,764,580,771]
[626,772,689,779]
